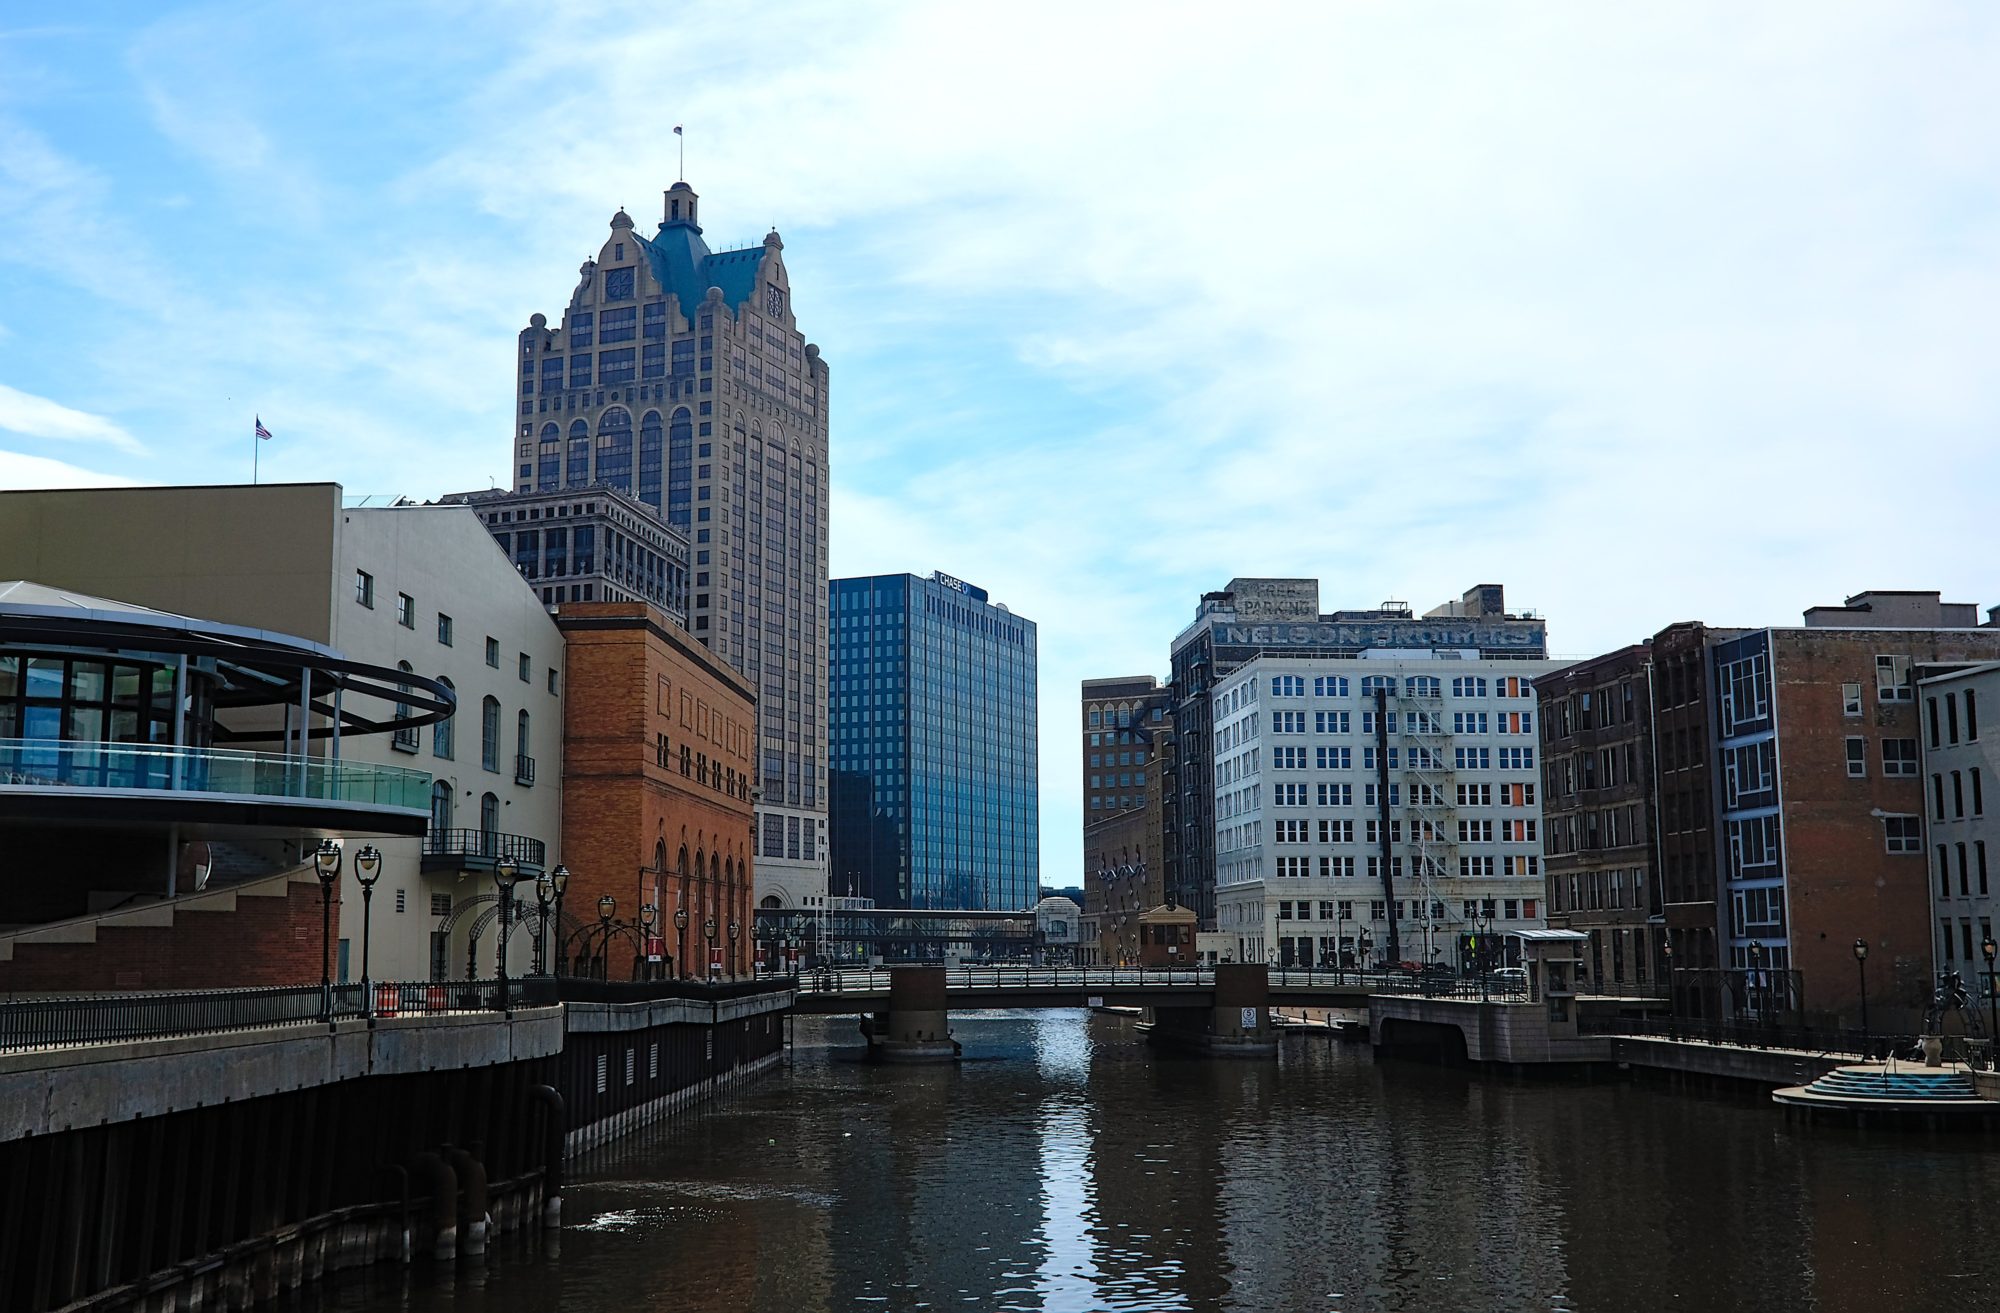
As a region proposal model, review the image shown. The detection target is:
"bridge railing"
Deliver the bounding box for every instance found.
[0,978,553,1053]
[789,964,1483,995]
[1579,1012,1881,1059]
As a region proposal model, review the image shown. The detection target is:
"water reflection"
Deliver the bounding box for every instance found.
[294,1012,2000,1313]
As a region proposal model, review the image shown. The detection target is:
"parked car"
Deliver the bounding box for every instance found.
[1493,966,1529,992]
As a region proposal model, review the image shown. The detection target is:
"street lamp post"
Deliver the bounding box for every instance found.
[549,864,570,976]
[596,895,617,980]
[493,854,520,1011]
[1853,938,1870,1046]
[705,916,718,980]
[1661,933,1676,1040]
[1747,940,1765,1030]
[640,903,659,980]
[675,906,689,980]
[729,920,740,981]
[312,839,342,1022]
[354,845,382,1022]
[1982,936,1997,1054]
[533,870,555,975]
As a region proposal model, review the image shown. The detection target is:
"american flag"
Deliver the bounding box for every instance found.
[254,417,271,441]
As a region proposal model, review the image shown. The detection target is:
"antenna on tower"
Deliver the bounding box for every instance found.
[673,124,685,180]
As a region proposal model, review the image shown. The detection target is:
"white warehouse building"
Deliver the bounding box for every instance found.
[1214,652,1567,970]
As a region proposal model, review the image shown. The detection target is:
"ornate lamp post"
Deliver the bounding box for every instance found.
[1983,936,1997,1051]
[675,906,690,980]
[312,839,342,1021]
[728,919,740,981]
[1853,938,1870,1042]
[533,870,555,975]
[1747,940,1765,1026]
[354,844,382,1021]
[596,894,617,980]
[549,864,570,974]
[704,915,718,979]
[640,903,659,980]
[493,854,521,1010]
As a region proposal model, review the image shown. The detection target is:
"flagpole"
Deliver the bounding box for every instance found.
[253,423,259,485]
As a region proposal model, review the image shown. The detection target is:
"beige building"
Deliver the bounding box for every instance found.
[0,483,563,982]
[514,179,829,910]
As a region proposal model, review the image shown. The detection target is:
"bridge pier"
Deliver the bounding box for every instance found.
[864,966,959,1062]
[1145,963,1277,1058]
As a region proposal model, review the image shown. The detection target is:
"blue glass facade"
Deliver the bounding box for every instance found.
[829,573,1039,911]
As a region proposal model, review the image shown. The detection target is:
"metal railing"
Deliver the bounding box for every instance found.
[1578,1013,1880,1059]
[0,738,432,811]
[0,977,555,1054]
[422,828,547,867]
[554,976,791,1005]
[786,964,1464,995]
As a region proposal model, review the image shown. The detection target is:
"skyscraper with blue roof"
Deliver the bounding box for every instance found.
[514,179,831,910]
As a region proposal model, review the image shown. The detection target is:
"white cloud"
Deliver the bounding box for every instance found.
[0,447,138,489]
[8,1,2000,886]
[0,383,144,454]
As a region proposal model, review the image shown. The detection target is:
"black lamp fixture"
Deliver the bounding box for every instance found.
[494,854,521,1008]
[549,863,570,975]
[534,869,555,975]
[354,844,382,1020]
[312,839,343,1021]
[1984,935,1998,1046]
[1853,937,1870,1039]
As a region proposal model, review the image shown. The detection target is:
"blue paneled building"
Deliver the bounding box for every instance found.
[829,572,1039,911]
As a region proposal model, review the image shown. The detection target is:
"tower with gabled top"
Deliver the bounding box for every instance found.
[512,178,830,911]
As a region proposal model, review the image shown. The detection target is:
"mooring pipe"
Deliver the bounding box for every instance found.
[376,1164,412,1264]
[441,1145,490,1256]
[410,1152,458,1262]
[530,1083,567,1228]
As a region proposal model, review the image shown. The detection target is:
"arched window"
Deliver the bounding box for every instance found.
[640,410,666,515]
[760,894,781,910]
[480,792,499,853]
[597,407,633,493]
[664,408,691,528]
[430,779,452,835]
[567,420,590,487]
[516,709,531,777]
[481,696,500,772]
[432,677,454,759]
[393,662,418,750]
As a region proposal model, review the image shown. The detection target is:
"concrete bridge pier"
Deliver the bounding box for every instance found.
[1146,963,1277,1058]
[864,965,960,1062]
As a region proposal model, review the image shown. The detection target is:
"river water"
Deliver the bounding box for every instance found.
[305,1011,1998,1313]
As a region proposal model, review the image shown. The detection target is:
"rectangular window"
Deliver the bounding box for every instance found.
[485,637,500,668]
[1844,737,1867,778]
[519,652,532,682]
[1841,683,1863,717]
[396,592,414,628]
[1884,815,1922,854]
[1876,653,1912,702]
[1314,676,1350,697]
[1271,675,1305,697]
[1315,710,1351,734]
[1271,711,1306,734]
[438,613,454,645]
[1882,738,1919,776]
[354,570,374,607]
[1316,746,1352,770]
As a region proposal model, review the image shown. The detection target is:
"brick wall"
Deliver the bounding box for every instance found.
[558,603,756,978]
[0,875,330,993]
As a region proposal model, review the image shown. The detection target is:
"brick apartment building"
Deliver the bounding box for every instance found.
[1538,644,1660,991]
[557,601,756,978]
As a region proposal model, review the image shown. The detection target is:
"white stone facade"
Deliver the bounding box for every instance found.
[1212,652,1565,968]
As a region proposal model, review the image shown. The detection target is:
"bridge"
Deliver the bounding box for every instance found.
[790,963,1457,1013]
[787,963,1513,1060]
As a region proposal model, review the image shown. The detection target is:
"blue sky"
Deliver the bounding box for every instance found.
[4,3,2000,886]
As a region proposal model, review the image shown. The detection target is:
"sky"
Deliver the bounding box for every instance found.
[3,2,1999,887]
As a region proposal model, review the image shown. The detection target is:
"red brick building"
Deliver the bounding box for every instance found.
[558,603,756,978]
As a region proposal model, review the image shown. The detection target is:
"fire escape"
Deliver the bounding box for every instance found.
[1397,678,1460,968]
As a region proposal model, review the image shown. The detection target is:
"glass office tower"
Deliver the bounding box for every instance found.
[828,571,1039,910]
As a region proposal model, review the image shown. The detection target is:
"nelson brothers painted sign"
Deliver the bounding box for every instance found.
[1212,620,1545,653]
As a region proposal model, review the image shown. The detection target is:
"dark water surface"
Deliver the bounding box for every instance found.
[302,1012,1998,1312]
